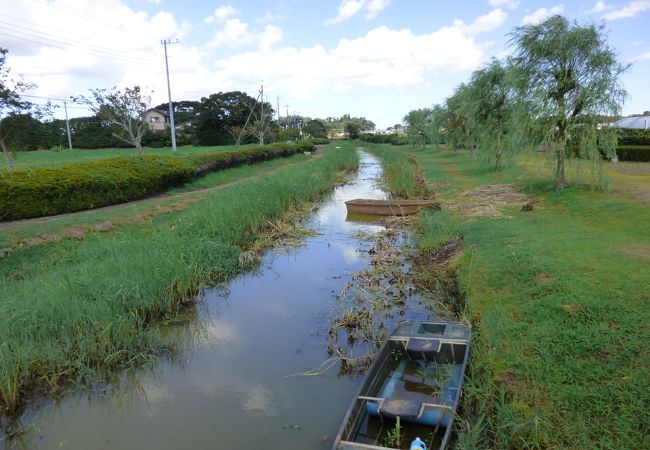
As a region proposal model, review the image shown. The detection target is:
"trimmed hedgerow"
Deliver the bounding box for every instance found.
[616,128,650,146]
[0,141,315,221]
[309,138,330,145]
[360,133,409,145]
[616,145,650,162]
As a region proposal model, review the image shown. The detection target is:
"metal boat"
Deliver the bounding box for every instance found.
[333,320,471,450]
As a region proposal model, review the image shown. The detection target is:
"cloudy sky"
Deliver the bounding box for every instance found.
[2,0,649,128]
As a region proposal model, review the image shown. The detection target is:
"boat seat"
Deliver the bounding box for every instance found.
[405,338,441,359]
[380,399,421,419]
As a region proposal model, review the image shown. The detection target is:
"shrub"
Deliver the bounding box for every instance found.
[0,142,315,221]
[616,145,650,162]
[616,128,650,146]
[309,138,330,145]
[360,133,409,145]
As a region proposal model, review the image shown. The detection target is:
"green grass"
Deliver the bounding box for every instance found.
[362,142,429,198]
[378,145,650,448]
[170,152,310,192]
[0,143,359,418]
[1,144,252,171]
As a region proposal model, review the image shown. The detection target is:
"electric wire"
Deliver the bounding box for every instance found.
[0,19,152,62]
[26,0,128,31]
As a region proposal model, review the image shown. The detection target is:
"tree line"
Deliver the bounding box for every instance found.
[402,15,629,189]
[0,46,375,166]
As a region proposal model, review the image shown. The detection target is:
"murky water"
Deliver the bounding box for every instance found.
[3,151,433,449]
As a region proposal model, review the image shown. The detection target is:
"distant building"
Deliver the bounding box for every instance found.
[143,108,170,132]
[612,116,650,129]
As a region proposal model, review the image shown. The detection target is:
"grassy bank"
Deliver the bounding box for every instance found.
[0,143,358,419]
[368,143,649,448]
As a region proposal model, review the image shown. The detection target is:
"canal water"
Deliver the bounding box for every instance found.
[4,151,433,450]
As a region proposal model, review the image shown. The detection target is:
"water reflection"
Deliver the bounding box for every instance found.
[2,151,414,450]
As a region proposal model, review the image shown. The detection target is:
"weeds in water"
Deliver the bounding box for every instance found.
[383,420,403,448]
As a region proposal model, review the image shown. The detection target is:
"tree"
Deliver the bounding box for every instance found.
[510,15,627,189]
[74,86,151,154]
[344,121,361,139]
[304,119,327,138]
[460,59,519,169]
[0,47,35,171]
[403,108,432,148]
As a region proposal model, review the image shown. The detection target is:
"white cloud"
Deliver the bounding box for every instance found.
[587,1,613,14]
[204,5,239,24]
[258,25,283,51]
[146,0,163,4]
[521,4,565,25]
[602,0,650,19]
[325,0,392,24]
[208,18,250,48]
[629,50,650,62]
[365,0,393,19]
[213,23,486,98]
[454,9,508,35]
[488,0,519,9]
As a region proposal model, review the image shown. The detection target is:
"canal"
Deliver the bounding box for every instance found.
[5,150,436,450]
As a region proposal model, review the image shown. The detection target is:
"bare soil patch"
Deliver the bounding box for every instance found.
[615,245,650,260]
[445,184,532,219]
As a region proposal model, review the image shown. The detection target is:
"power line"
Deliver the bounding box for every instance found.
[0,30,153,64]
[27,0,128,32]
[0,19,151,62]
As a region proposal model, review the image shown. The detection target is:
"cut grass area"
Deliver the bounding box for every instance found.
[0,143,359,419]
[1,144,252,171]
[376,145,650,448]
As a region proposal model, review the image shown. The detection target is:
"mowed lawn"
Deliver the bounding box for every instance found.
[0,144,251,171]
[379,145,649,448]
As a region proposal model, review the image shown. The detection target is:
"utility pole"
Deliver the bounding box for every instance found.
[260,83,264,145]
[276,95,281,136]
[63,100,72,149]
[161,38,178,152]
[285,104,289,126]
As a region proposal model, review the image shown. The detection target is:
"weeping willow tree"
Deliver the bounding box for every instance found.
[403,108,432,148]
[444,83,479,156]
[459,58,519,170]
[510,15,628,189]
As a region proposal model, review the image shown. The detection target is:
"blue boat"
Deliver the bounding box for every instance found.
[333,320,471,450]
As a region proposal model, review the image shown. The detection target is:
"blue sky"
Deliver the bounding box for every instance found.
[3,0,649,128]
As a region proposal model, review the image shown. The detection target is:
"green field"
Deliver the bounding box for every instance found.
[365,143,650,448]
[0,143,358,418]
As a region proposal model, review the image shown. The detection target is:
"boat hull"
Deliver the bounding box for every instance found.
[345,199,440,216]
[332,320,471,450]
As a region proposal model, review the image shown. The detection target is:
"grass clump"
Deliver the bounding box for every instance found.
[363,143,429,198]
[0,144,358,419]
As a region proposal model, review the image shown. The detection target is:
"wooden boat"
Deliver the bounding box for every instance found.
[332,320,471,450]
[345,199,440,216]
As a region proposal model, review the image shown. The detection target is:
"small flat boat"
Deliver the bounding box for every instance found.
[333,320,471,450]
[345,199,440,216]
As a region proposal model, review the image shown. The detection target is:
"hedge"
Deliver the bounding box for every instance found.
[0,141,314,221]
[309,138,330,145]
[360,133,409,145]
[616,145,650,162]
[616,128,650,146]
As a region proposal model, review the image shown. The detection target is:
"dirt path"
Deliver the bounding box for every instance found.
[0,148,326,256]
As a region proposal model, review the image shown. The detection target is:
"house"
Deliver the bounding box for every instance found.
[143,108,170,132]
